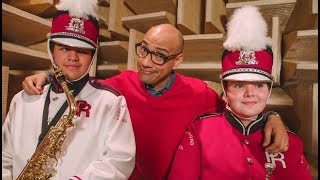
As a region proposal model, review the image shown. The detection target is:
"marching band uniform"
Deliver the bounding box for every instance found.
[2,76,136,180]
[2,0,135,179]
[168,111,312,180]
[168,5,312,180]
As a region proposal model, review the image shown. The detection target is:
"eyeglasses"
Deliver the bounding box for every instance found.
[135,42,180,65]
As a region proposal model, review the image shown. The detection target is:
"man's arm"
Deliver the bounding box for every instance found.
[22,71,115,95]
[263,112,289,153]
[22,72,49,95]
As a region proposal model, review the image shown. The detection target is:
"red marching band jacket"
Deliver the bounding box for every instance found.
[168,111,312,180]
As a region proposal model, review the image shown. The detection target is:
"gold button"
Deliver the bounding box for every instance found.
[247,157,253,165]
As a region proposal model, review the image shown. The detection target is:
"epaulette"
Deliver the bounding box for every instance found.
[287,129,297,135]
[89,77,121,97]
[192,113,221,122]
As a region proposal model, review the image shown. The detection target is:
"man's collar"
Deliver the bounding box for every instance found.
[145,71,176,96]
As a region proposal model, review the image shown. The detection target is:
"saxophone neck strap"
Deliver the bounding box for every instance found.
[37,77,87,147]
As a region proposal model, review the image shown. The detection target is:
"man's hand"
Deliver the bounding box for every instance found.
[22,72,48,95]
[263,113,289,153]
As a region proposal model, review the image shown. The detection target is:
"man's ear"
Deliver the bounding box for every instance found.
[173,53,184,69]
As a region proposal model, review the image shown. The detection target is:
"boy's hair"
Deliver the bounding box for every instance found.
[49,41,95,56]
[222,80,272,90]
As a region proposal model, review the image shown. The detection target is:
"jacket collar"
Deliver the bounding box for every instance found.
[51,74,89,93]
[224,110,266,135]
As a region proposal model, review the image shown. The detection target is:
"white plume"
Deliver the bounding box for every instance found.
[223,5,272,52]
[56,0,98,19]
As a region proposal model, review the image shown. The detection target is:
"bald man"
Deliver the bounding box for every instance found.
[22,24,289,179]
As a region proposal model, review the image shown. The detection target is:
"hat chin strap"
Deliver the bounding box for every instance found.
[47,39,98,83]
[221,78,273,122]
[47,39,59,70]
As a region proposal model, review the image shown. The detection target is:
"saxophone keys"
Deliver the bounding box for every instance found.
[265,162,276,180]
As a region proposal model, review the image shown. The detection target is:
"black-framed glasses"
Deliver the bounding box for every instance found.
[135,42,180,65]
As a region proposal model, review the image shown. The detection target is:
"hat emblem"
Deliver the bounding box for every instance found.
[65,17,85,34]
[236,51,258,65]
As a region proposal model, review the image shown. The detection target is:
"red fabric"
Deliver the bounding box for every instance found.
[222,50,273,75]
[99,70,225,179]
[51,13,98,45]
[169,114,312,180]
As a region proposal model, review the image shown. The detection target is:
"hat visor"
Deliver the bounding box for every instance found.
[223,73,272,82]
[51,38,95,49]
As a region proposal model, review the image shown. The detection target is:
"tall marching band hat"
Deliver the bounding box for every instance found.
[47,0,99,81]
[49,0,99,49]
[221,5,274,82]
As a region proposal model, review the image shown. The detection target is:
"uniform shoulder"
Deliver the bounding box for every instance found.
[287,130,304,142]
[287,130,306,147]
[10,90,24,103]
[192,113,222,122]
[287,129,297,135]
[89,77,122,96]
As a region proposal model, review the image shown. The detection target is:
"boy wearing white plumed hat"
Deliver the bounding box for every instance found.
[168,5,312,180]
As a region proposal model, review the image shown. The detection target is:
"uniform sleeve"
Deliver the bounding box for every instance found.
[71,96,136,180]
[2,96,17,180]
[167,124,200,180]
[292,138,313,180]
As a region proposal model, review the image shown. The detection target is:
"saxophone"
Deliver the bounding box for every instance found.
[17,68,78,180]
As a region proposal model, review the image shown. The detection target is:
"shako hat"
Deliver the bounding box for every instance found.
[221,5,273,82]
[49,0,99,49]
[47,0,99,82]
